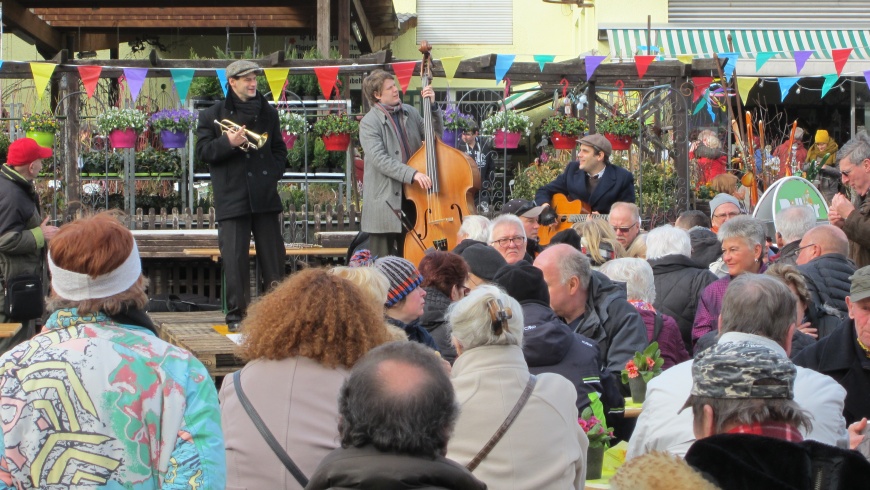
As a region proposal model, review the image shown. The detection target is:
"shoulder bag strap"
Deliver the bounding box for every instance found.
[233,370,309,487]
[466,375,537,472]
[653,312,664,342]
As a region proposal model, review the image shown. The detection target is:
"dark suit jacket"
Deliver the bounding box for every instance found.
[534,161,635,214]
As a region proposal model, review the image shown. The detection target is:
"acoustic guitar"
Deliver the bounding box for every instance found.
[537,193,608,246]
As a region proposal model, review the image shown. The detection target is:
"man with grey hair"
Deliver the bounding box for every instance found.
[684,341,870,489]
[488,214,528,264]
[829,130,870,268]
[796,224,856,318]
[646,225,717,354]
[453,215,490,254]
[627,274,849,460]
[534,244,648,377]
[608,202,642,249]
[773,205,817,266]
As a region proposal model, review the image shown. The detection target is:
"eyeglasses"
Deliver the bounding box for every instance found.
[796,243,817,254]
[841,166,854,176]
[612,222,638,234]
[491,236,526,248]
[713,211,743,220]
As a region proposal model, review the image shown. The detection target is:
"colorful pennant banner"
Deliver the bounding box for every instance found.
[264,68,290,100]
[634,55,656,79]
[391,61,417,93]
[778,77,800,102]
[215,69,229,97]
[30,63,56,100]
[533,54,556,72]
[756,52,779,72]
[76,65,102,98]
[585,56,606,81]
[692,76,713,102]
[439,56,462,81]
[170,69,195,104]
[494,54,515,84]
[736,77,758,104]
[821,74,839,98]
[717,53,738,82]
[793,51,814,75]
[313,66,340,100]
[123,68,148,102]
[832,48,852,77]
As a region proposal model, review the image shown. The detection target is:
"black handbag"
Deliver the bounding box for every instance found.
[3,274,44,321]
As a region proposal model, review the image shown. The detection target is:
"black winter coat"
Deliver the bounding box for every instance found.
[793,319,870,425]
[798,253,856,318]
[649,254,717,354]
[419,287,458,364]
[688,227,721,268]
[195,91,287,221]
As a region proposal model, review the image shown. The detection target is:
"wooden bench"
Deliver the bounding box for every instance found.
[151,311,244,379]
[0,324,22,338]
[133,230,224,303]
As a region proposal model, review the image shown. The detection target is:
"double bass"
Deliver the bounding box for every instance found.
[403,42,481,265]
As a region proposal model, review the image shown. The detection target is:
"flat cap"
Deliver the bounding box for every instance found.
[226,60,260,78]
[579,133,613,158]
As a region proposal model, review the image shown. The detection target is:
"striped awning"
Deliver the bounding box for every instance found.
[607,28,870,61]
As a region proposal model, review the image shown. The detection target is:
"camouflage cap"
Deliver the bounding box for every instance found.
[849,265,870,303]
[681,341,795,411]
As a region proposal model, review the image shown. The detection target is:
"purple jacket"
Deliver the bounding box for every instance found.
[692,267,767,344]
[636,308,690,370]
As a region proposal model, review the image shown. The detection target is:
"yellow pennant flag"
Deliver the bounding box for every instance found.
[736,77,758,104]
[30,62,57,100]
[676,55,695,65]
[439,56,463,81]
[263,67,290,100]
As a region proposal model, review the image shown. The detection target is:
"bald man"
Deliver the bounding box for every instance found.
[797,224,856,318]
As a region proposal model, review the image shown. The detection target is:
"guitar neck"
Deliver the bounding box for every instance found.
[559,214,609,223]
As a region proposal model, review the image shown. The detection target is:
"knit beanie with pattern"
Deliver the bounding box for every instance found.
[375,256,423,308]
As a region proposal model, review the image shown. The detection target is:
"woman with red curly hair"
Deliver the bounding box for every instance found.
[418,251,469,363]
[219,268,394,489]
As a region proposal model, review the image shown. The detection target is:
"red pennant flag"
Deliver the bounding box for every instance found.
[391,61,417,93]
[313,66,340,100]
[77,65,102,99]
[832,48,853,77]
[635,55,656,79]
[692,77,713,102]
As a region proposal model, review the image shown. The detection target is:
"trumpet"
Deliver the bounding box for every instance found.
[214,119,268,152]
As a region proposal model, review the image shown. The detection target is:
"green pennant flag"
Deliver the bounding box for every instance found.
[820,74,839,98]
[533,54,556,72]
[756,52,778,72]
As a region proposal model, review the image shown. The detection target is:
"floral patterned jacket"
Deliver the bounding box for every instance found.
[0,308,225,489]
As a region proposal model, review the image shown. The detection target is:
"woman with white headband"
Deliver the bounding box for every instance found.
[0,211,226,488]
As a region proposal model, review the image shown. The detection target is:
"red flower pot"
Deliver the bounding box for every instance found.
[108,128,137,149]
[551,132,578,150]
[282,131,298,149]
[604,133,632,151]
[322,133,350,151]
[493,130,521,149]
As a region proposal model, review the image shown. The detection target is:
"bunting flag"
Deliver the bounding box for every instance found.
[263,67,290,100]
[123,68,148,102]
[494,54,515,84]
[584,55,606,81]
[706,96,716,122]
[76,65,102,98]
[821,74,839,98]
[676,54,694,65]
[717,53,738,82]
[756,52,779,72]
[533,54,556,72]
[832,48,852,77]
[30,63,56,100]
[693,96,706,115]
[736,77,758,104]
[391,61,417,93]
[634,55,656,79]
[778,77,800,102]
[439,56,462,80]
[169,68,195,104]
[864,70,870,92]
[793,50,814,75]
[313,66,340,100]
[692,76,713,102]
[215,68,229,97]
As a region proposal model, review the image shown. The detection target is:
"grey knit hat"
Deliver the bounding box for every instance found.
[374,256,423,308]
[709,193,741,218]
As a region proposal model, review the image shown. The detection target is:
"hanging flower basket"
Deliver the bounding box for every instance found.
[604,133,633,151]
[442,129,459,148]
[109,128,137,149]
[493,130,521,149]
[321,133,351,151]
[159,129,188,149]
[281,130,298,150]
[26,131,55,148]
[551,132,578,150]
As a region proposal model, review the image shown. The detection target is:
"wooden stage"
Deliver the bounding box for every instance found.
[150,311,244,379]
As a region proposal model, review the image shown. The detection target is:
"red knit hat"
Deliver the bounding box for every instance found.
[7,138,52,166]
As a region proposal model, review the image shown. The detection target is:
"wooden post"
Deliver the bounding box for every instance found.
[671,78,689,212]
[62,72,82,221]
[587,82,597,134]
[317,0,331,59]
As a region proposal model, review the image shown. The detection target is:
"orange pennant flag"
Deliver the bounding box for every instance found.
[313,66,340,100]
[635,55,656,79]
[391,61,417,93]
[77,65,102,98]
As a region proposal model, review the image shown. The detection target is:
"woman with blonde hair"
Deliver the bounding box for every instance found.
[574,219,626,267]
[329,265,407,342]
[220,268,394,489]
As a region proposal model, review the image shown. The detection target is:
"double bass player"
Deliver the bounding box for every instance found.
[359,69,442,258]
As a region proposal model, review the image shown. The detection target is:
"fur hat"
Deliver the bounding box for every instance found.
[374,256,422,307]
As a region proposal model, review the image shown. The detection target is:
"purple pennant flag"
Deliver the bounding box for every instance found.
[778,77,800,102]
[793,50,814,75]
[123,68,148,102]
[215,69,229,97]
[864,70,870,92]
[585,55,607,81]
[494,54,515,85]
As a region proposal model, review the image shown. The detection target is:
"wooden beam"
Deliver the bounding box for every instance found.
[338,0,350,58]
[317,0,330,57]
[351,0,374,53]
[3,0,63,58]
[34,7,309,16]
[42,18,311,29]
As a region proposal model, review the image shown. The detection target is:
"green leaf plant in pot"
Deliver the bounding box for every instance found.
[597,113,641,151]
[621,341,664,404]
[312,113,359,152]
[540,114,588,150]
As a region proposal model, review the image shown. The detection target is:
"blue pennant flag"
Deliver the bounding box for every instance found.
[170,69,195,104]
[717,53,738,82]
[778,77,801,102]
[495,54,516,85]
[216,69,229,97]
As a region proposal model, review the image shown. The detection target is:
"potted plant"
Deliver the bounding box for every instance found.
[597,113,641,151]
[578,407,615,480]
[19,112,60,148]
[96,107,148,149]
[442,108,474,148]
[481,109,532,149]
[312,113,359,152]
[621,341,664,403]
[278,110,306,149]
[149,109,198,149]
[540,115,588,150]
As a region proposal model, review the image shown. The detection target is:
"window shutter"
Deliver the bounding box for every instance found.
[416,0,513,45]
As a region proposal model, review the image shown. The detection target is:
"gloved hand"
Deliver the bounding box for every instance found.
[538,206,557,226]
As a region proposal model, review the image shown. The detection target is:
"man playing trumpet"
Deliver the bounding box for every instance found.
[196,59,288,331]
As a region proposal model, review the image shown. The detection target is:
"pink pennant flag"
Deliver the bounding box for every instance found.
[391,61,417,93]
[692,77,713,102]
[832,48,852,77]
[123,68,148,102]
[77,65,102,98]
[793,50,814,75]
[635,55,656,79]
[313,66,340,100]
[585,55,606,81]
